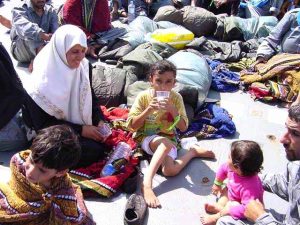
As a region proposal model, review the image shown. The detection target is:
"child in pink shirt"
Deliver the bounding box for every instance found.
[201,140,264,225]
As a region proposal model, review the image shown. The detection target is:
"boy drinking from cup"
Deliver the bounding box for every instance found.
[127,60,215,208]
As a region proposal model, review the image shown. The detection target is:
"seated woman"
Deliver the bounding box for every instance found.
[22,24,109,168]
[0,42,27,152]
[61,0,111,58]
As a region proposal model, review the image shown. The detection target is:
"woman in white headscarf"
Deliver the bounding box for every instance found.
[23,24,109,168]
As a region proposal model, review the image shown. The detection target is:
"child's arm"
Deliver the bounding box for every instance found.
[130,97,159,131]
[159,96,188,132]
[212,163,228,195]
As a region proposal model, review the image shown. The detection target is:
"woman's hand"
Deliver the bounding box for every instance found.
[97,120,111,142]
[82,125,105,142]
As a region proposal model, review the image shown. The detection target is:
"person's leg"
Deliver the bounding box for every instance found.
[142,136,173,208]
[11,38,35,63]
[142,137,215,208]
[216,215,251,225]
[201,189,229,225]
[161,144,215,176]
[73,137,108,168]
[205,188,229,213]
[29,44,45,72]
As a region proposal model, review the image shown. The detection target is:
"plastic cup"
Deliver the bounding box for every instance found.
[156,91,170,102]
[98,123,112,138]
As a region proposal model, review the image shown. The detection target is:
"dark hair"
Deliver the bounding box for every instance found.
[148,60,176,79]
[289,104,300,123]
[30,125,81,171]
[230,140,263,176]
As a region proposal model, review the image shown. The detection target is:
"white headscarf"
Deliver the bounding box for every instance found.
[26,25,93,125]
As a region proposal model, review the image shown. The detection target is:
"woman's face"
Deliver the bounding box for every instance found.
[66,44,87,69]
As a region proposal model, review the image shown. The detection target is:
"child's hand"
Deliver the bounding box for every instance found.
[146,97,160,113]
[211,184,222,196]
[158,98,177,116]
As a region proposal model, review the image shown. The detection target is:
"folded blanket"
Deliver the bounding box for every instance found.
[240,53,300,96]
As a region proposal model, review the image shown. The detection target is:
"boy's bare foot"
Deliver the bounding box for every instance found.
[204,203,221,214]
[28,60,34,73]
[142,184,161,208]
[190,145,215,159]
[200,214,219,225]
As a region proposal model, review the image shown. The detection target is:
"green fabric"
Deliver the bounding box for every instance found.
[82,0,97,32]
[226,58,256,72]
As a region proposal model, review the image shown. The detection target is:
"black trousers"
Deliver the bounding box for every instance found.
[74,137,109,168]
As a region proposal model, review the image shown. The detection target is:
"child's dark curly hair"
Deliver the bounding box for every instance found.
[30,125,81,171]
[231,140,263,176]
[147,60,177,80]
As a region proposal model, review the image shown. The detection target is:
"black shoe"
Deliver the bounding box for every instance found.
[124,194,147,225]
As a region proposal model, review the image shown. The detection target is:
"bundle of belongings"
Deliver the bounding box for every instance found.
[240,53,300,102]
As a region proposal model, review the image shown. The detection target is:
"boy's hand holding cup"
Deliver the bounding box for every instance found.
[156,91,170,109]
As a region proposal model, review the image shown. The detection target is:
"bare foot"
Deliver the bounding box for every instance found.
[190,145,215,159]
[28,60,33,73]
[204,203,221,214]
[142,184,161,208]
[200,214,219,225]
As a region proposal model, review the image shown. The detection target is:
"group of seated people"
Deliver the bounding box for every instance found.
[0,0,300,224]
[1,0,296,71]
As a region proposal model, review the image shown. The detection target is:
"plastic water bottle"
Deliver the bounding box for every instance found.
[127,0,135,24]
[100,142,132,177]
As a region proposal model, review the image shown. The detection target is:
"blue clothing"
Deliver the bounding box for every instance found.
[180,103,236,139]
[207,59,240,92]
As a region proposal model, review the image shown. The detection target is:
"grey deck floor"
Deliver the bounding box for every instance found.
[0,1,289,224]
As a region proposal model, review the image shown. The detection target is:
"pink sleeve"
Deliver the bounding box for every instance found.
[215,163,229,182]
[229,180,264,219]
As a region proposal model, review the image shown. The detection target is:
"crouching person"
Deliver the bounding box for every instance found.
[0,124,95,225]
[10,0,58,72]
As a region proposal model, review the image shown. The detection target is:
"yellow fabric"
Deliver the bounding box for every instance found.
[241,53,300,95]
[127,88,188,143]
[0,150,94,225]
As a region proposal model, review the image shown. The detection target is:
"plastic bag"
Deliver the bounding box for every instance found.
[151,27,194,49]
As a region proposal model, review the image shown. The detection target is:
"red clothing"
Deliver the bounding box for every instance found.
[62,0,111,39]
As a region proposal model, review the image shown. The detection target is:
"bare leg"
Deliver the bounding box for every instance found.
[205,194,229,214]
[142,137,174,208]
[29,45,44,72]
[201,198,239,225]
[161,144,215,177]
[142,138,215,208]
[202,189,229,224]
